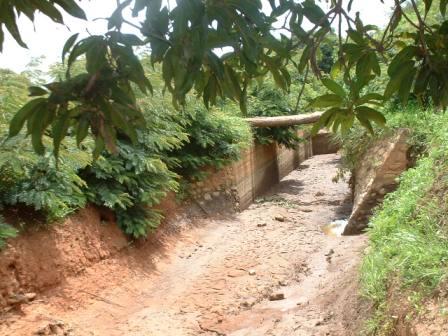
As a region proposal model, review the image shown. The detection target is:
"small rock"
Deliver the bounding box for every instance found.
[248,269,256,276]
[241,298,256,308]
[324,249,334,257]
[35,325,50,335]
[269,292,285,301]
[301,208,312,213]
[278,280,288,287]
[212,191,220,198]
[315,191,325,197]
[204,193,212,201]
[8,293,29,305]
[274,215,285,222]
[257,222,267,228]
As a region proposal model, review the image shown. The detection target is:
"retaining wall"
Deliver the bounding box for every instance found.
[343,129,410,235]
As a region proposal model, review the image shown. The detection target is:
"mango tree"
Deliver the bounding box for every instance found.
[1,0,447,157]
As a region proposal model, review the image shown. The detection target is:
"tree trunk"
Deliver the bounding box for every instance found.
[246,111,322,128]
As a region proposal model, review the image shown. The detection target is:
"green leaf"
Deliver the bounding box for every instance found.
[340,114,355,135]
[302,0,328,26]
[347,29,365,45]
[356,113,374,134]
[52,110,71,159]
[355,106,386,127]
[384,60,415,99]
[108,105,138,144]
[0,29,4,52]
[414,66,431,98]
[311,107,340,135]
[423,0,433,13]
[398,67,417,105]
[356,53,371,82]
[330,59,343,79]
[356,93,384,106]
[28,86,48,96]
[309,94,344,108]
[2,5,28,48]
[33,2,64,23]
[93,137,105,161]
[9,98,47,137]
[132,0,148,16]
[76,117,90,147]
[388,46,418,77]
[321,78,346,98]
[66,37,100,77]
[342,43,363,67]
[368,52,381,76]
[271,68,288,91]
[441,0,448,16]
[62,33,79,64]
[56,0,87,19]
[86,41,107,73]
[31,108,49,155]
[298,45,311,72]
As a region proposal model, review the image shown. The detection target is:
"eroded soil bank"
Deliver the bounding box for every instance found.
[0,154,367,336]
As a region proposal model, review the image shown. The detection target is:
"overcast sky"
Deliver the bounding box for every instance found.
[0,0,395,73]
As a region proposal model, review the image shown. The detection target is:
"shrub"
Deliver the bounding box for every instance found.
[169,103,252,180]
[247,82,309,149]
[81,139,179,238]
[79,98,185,238]
[0,65,252,241]
[0,69,91,222]
[334,103,438,179]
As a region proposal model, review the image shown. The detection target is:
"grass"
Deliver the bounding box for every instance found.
[357,109,448,334]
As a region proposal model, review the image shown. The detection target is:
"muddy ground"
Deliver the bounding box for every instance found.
[0,154,368,336]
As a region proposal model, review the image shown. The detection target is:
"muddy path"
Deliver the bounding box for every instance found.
[0,154,368,336]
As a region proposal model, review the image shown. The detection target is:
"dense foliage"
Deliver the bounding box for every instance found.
[247,83,303,149]
[0,64,252,244]
[169,105,252,180]
[1,0,447,159]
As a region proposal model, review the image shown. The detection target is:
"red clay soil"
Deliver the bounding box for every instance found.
[0,154,368,336]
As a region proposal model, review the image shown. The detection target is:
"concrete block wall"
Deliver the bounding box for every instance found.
[177,131,328,212]
[230,132,314,210]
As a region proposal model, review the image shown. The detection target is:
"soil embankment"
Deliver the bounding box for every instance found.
[0,154,367,336]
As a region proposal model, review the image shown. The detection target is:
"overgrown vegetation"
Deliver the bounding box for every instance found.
[0,62,257,244]
[247,83,303,149]
[169,105,252,180]
[334,102,439,180]
[338,107,448,334]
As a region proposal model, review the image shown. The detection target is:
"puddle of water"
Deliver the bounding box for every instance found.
[322,219,348,237]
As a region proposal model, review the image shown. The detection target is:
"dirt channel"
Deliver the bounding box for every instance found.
[0,154,368,336]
